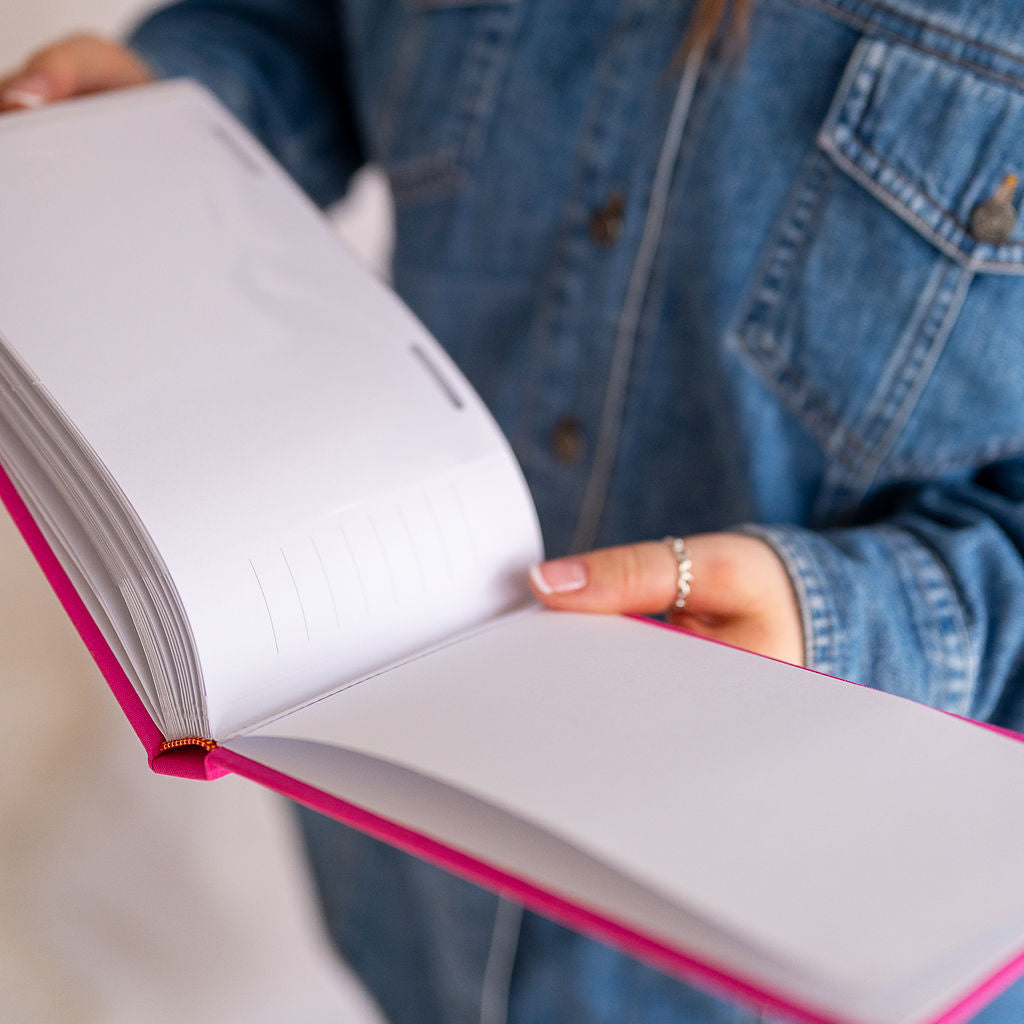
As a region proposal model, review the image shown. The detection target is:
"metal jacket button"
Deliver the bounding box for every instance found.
[970,174,1018,245]
[589,192,625,247]
[550,415,586,465]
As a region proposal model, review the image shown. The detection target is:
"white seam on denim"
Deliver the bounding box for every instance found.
[738,525,825,673]
[747,149,832,314]
[820,260,969,504]
[570,44,706,552]
[795,540,842,676]
[459,5,523,166]
[796,0,1024,91]
[819,40,1024,267]
[824,257,946,473]
[887,434,1024,476]
[479,898,523,1024]
[851,264,973,491]
[819,134,1024,274]
[878,525,975,710]
[815,263,949,510]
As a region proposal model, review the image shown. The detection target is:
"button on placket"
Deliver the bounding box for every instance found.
[509,1,683,556]
[550,415,587,465]
[588,191,626,246]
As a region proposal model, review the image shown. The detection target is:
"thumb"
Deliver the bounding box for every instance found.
[528,533,775,619]
[529,535,805,665]
[529,541,679,614]
[1,35,151,110]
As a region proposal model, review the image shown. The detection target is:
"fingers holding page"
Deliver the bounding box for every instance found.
[530,533,805,666]
[0,34,153,113]
[529,542,679,614]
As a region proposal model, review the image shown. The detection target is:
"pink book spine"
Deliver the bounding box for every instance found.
[5,458,1024,1023]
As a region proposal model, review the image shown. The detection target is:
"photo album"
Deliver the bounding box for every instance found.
[3,81,1024,1024]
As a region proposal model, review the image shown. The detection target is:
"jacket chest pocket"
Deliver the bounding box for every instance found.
[365,0,522,207]
[735,35,1024,496]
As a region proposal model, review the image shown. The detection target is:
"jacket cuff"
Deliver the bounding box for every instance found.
[739,523,975,715]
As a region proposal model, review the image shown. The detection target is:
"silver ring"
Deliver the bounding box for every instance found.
[663,536,693,612]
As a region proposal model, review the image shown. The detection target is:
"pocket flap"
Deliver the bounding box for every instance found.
[819,37,1024,273]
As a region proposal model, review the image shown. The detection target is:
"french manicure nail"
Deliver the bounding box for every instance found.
[530,559,588,595]
[3,75,50,108]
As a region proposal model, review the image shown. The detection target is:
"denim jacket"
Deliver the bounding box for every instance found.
[130,2,1024,1022]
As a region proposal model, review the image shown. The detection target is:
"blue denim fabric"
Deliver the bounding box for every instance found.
[130,2,1024,1021]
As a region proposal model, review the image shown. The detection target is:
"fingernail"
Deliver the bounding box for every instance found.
[530,559,588,595]
[3,75,50,108]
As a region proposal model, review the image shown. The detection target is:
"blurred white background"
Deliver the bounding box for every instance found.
[2,3,390,1021]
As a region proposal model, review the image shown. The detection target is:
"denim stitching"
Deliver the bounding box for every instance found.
[885,435,1024,477]
[856,265,972,480]
[880,525,974,712]
[740,31,1024,496]
[507,0,648,467]
[389,150,465,206]
[821,133,1024,273]
[821,40,1024,270]
[841,134,976,238]
[741,525,843,677]
[797,0,1024,67]
[383,4,520,205]
[749,153,833,312]
[845,263,973,492]
[736,150,881,471]
[791,0,1024,85]
[456,5,524,167]
[834,258,946,459]
[810,262,949,522]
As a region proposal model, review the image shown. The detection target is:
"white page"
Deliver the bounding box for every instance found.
[0,83,542,736]
[238,610,1024,1022]
[0,361,199,733]
[0,419,160,723]
[224,732,860,1023]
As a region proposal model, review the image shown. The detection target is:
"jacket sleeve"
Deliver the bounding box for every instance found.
[745,456,1024,732]
[127,0,364,207]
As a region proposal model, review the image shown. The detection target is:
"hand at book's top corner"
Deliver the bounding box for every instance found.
[0,34,153,115]
[528,533,805,667]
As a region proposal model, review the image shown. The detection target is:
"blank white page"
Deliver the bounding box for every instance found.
[238,610,1024,1023]
[0,83,541,736]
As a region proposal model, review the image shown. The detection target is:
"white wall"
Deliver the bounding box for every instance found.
[1,4,387,1022]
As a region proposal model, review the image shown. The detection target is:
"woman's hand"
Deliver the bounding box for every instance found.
[529,532,805,665]
[0,34,152,112]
